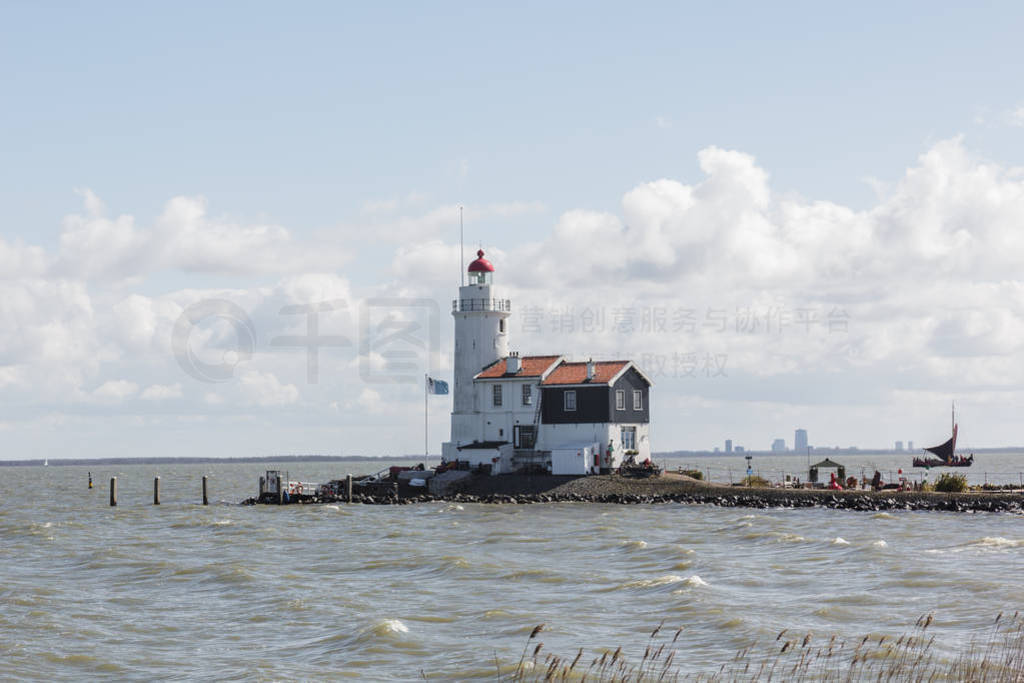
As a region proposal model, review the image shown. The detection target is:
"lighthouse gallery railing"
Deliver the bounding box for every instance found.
[452,298,512,312]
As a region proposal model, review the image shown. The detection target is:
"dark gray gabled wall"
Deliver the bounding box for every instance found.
[608,368,650,424]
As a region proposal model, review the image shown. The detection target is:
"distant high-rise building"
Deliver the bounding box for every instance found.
[736,446,745,453]
[794,429,808,452]
[908,440,914,450]
[725,439,733,453]
[771,438,786,452]
[895,441,904,451]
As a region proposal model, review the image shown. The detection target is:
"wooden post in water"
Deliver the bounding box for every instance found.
[154,477,161,505]
[346,474,353,503]
[109,477,117,507]
[202,476,209,505]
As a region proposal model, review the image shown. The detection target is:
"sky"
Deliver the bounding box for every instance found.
[3,2,1024,459]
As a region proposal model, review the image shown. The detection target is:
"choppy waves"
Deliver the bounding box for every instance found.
[2,463,1024,680]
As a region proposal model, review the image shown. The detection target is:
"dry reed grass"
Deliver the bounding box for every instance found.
[500,612,1024,682]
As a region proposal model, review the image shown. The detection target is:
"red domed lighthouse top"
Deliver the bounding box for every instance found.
[467,249,494,273]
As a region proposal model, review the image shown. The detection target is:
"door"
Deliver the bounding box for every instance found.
[513,425,536,449]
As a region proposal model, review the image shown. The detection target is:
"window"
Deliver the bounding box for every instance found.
[522,384,532,406]
[615,390,625,411]
[621,426,636,451]
[499,319,506,333]
[633,390,642,410]
[492,384,502,407]
[564,390,576,411]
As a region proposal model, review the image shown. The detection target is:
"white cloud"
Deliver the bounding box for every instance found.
[0,238,48,279]
[0,365,23,388]
[93,380,139,401]
[140,383,183,400]
[393,137,1024,433]
[7,138,1024,454]
[1007,105,1024,127]
[55,191,351,280]
[356,387,383,413]
[361,198,400,215]
[239,370,299,407]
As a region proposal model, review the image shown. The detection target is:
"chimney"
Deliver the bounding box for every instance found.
[507,352,521,374]
[585,358,595,381]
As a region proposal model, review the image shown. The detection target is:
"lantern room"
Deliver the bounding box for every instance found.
[467,249,494,285]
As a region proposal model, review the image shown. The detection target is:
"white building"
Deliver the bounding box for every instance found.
[441,250,652,475]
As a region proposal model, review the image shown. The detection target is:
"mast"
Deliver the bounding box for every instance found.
[459,206,465,286]
[425,374,429,460]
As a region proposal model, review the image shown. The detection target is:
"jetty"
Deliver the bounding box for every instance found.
[244,470,1024,513]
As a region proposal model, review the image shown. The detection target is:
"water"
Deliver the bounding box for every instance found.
[1,460,1022,680]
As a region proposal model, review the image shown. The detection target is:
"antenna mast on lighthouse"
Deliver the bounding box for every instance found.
[459,205,465,286]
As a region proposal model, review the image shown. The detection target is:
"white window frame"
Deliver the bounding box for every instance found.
[633,390,642,410]
[492,384,503,407]
[615,390,625,411]
[521,384,532,406]
[621,426,636,450]
[564,390,576,411]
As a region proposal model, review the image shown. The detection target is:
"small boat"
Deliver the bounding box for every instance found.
[913,403,973,468]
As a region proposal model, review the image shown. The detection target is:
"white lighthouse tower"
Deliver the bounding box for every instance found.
[449,249,510,446]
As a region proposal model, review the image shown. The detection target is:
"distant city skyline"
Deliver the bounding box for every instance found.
[794,429,809,452]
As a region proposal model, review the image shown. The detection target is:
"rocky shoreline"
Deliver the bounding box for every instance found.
[243,472,1024,513]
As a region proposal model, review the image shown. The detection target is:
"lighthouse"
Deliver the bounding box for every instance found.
[450,249,510,446]
[441,248,652,476]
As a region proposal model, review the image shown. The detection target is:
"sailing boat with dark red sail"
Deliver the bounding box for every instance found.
[913,403,974,468]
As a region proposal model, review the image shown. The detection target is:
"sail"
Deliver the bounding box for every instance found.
[924,424,958,462]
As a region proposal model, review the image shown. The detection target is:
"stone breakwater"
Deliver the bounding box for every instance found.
[242,473,1024,513]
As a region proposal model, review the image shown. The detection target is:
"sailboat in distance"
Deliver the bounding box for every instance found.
[913,402,973,468]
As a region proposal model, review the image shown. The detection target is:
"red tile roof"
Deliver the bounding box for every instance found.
[475,355,562,379]
[541,360,631,386]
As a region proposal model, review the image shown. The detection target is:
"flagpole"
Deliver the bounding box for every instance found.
[459,205,465,287]
[425,373,429,460]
